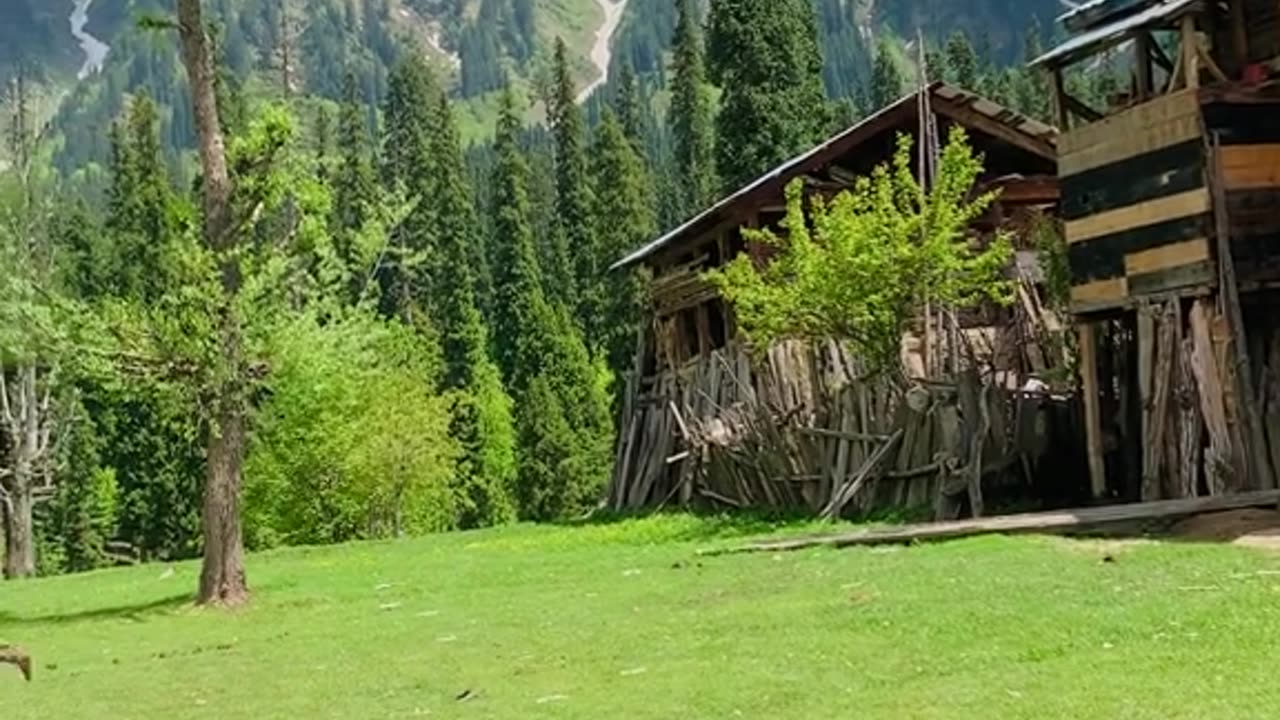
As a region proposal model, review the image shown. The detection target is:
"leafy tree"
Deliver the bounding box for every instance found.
[0,76,65,578]
[670,0,717,217]
[245,308,457,546]
[706,130,1013,374]
[707,0,829,188]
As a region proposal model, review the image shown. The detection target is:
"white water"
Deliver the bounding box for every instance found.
[576,0,630,104]
[70,0,110,80]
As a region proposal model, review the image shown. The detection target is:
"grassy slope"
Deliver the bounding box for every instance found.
[4,517,1280,718]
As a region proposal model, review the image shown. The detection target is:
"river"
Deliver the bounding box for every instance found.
[70,0,110,80]
[576,0,630,104]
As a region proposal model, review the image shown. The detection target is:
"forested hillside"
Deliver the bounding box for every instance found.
[0,0,1121,587]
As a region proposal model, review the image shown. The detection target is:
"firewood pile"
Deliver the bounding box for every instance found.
[607,338,1059,519]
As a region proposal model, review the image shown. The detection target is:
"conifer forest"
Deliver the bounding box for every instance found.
[0,0,1126,592]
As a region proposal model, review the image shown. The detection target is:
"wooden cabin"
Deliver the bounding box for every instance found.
[1032,0,1280,501]
[606,85,1082,517]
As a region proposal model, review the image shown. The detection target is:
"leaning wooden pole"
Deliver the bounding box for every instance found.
[1209,132,1274,490]
[1078,321,1107,499]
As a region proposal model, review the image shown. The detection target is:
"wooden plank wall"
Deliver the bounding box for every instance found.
[1059,90,1215,314]
[1203,99,1280,285]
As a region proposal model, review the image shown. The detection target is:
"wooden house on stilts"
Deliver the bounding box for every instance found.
[606,85,1084,519]
[1032,0,1280,503]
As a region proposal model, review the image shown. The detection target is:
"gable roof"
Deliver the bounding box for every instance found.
[611,83,1057,271]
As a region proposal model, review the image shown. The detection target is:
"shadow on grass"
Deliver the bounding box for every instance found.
[0,593,191,627]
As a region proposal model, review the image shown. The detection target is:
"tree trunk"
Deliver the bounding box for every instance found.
[177,0,247,606]
[198,399,247,604]
[2,483,35,579]
[1,365,43,579]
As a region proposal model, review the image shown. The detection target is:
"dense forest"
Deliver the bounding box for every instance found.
[1,0,1123,588]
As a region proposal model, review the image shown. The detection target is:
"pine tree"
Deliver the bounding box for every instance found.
[104,93,180,302]
[614,61,645,155]
[592,109,655,379]
[491,84,613,521]
[332,70,379,294]
[671,0,717,217]
[549,38,597,333]
[870,36,906,110]
[379,56,438,322]
[490,85,547,390]
[423,86,516,527]
[944,31,979,91]
[707,0,828,188]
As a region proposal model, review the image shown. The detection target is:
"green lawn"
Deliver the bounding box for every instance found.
[4,516,1280,718]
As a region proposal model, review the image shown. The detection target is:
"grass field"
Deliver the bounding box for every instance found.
[4,515,1280,718]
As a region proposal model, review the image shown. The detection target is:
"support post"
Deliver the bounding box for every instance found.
[1052,67,1069,129]
[1079,321,1108,499]
[1231,0,1249,74]
[1182,15,1200,90]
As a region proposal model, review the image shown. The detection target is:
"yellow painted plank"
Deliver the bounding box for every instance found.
[1066,187,1211,244]
[1124,237,1211,275]
[1221,144,1280,190]
[1058,89,1201,157]
[1070,277,1128,309]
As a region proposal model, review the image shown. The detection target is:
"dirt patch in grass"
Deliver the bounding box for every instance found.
[1168,509,1280,551]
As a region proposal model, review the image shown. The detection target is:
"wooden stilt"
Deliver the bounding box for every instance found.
[1079,322,1108,499]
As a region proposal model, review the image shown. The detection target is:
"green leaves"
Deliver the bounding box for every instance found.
[707,129,1013,374]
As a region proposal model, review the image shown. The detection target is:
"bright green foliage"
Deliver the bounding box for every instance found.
[245,308,458,547]
[707,130,1013,373]
[707,0,829,189]
[944,31,980,90]
[592,109,653,378]
[670,0,718,217]
[426,87,517,529]
[870,36,906,110]
[550,38,595,330]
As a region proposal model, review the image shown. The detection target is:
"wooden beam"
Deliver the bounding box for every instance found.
[1079,321,1108,499]
[1136,32,1154,99]
[1053,68,1070,129]
[1064,93,1105,123]
[1210,133,1275,489]
[707,490,1280,553]
[1149,37,1174,73]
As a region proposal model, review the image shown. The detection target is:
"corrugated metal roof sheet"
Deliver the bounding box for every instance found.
[610,83,1056,271]
[1032,0,1201,68]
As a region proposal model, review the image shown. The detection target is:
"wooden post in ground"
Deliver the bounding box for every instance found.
[1079,321,1108,499]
